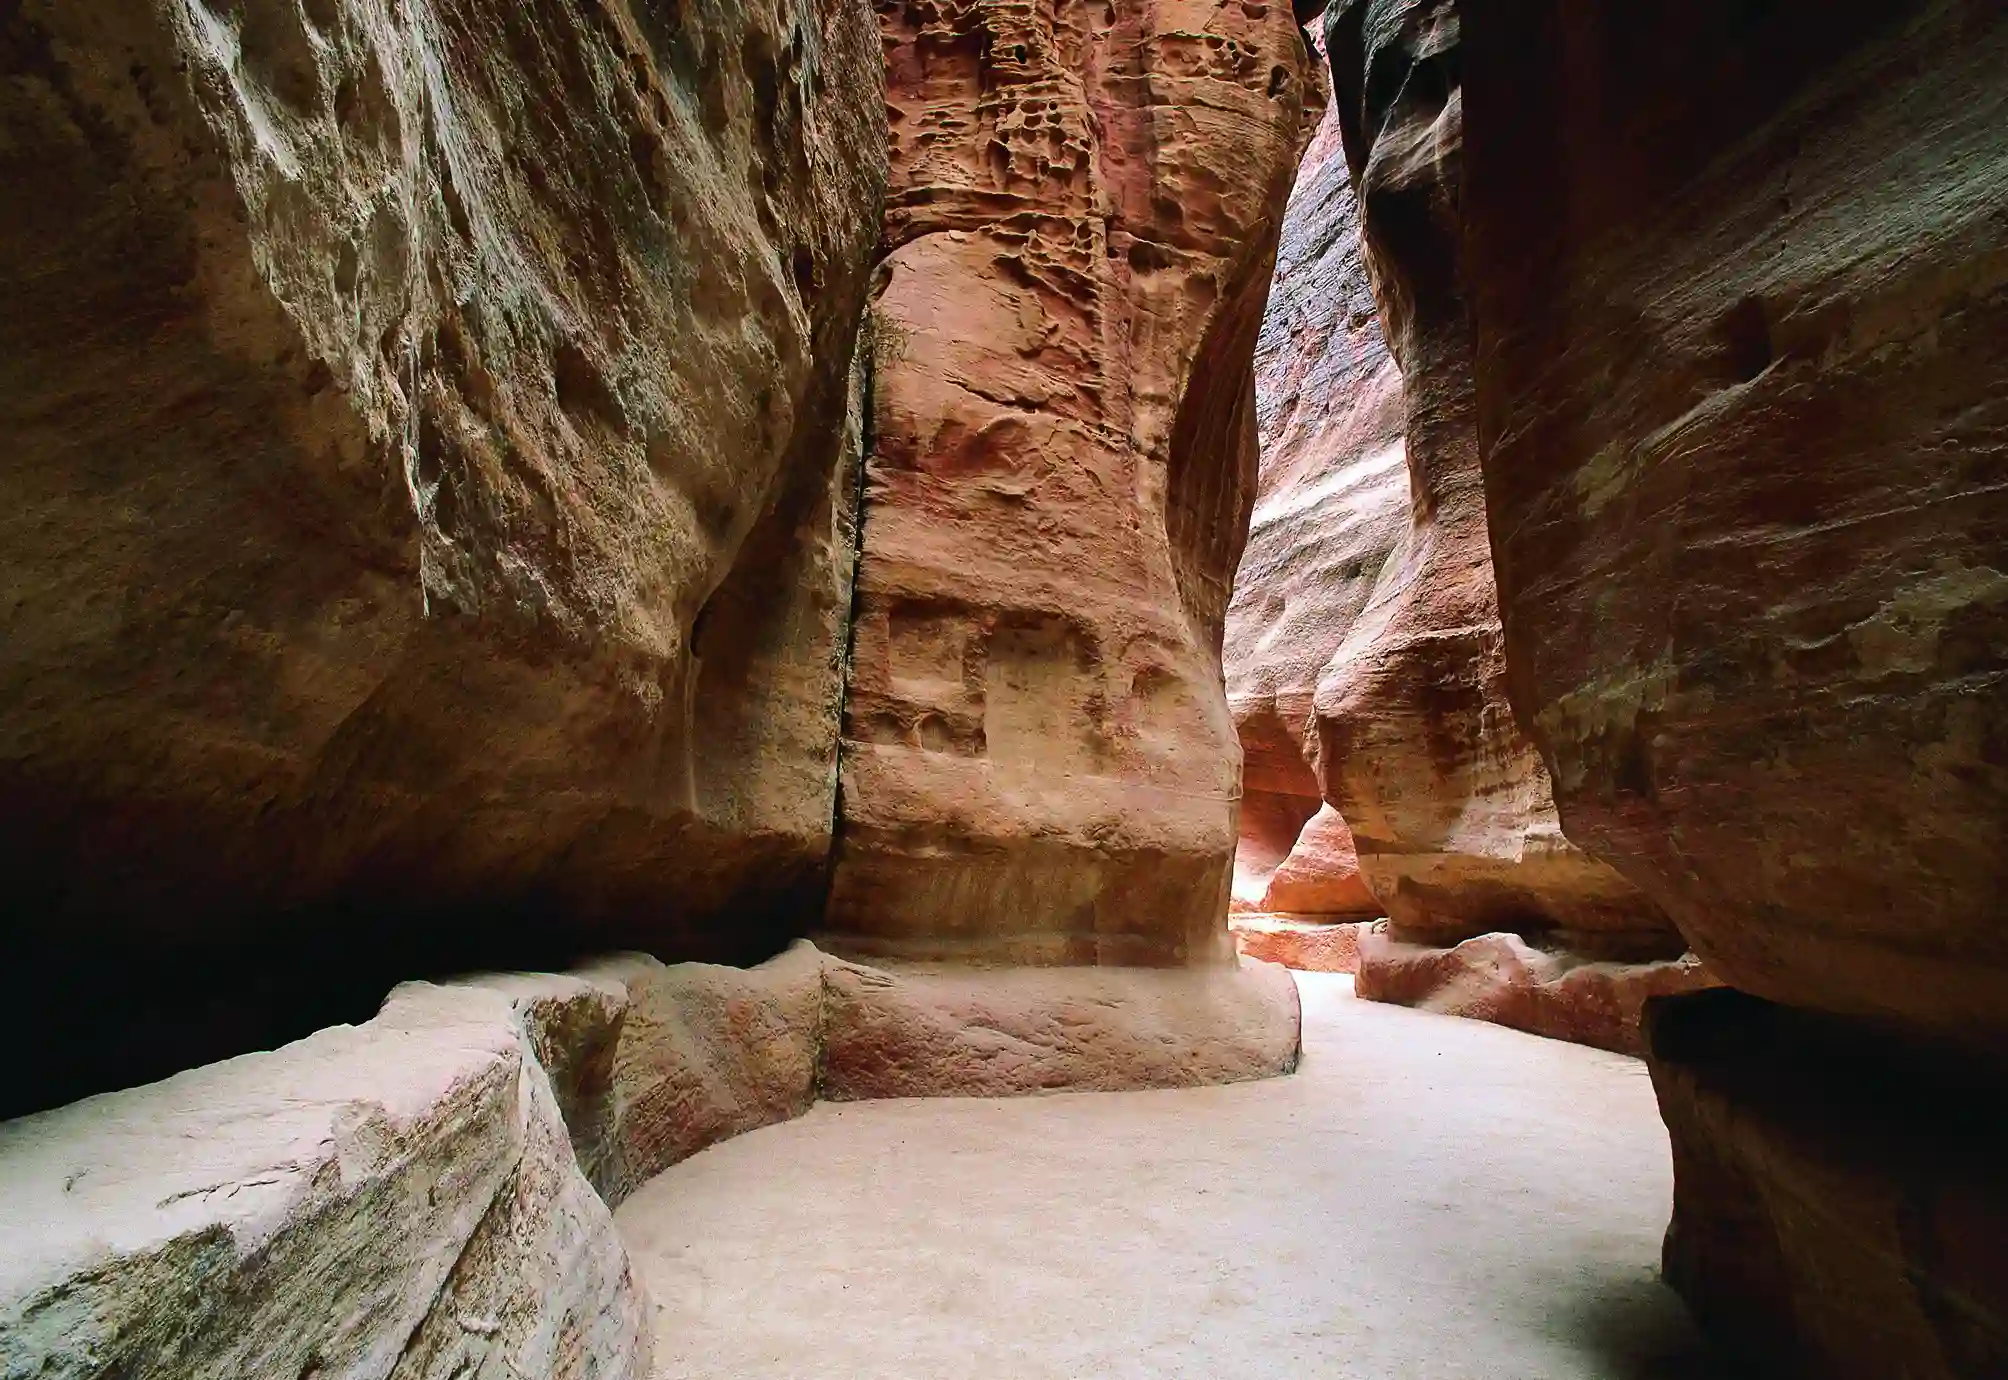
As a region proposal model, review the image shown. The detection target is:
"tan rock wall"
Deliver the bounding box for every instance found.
[822,0,1323,964]
[0,0,885,1115]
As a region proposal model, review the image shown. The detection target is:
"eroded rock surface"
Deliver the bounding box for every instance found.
[819,956,1302,1099]
[1358,929,1719,1057]
[1230,914,1371,974]
[580,944,825,1205]
[0,976,649,1380]
[0,941,1300,1374]
[1224,32,1404,923]
[822,0,1323,965]
[1459,1,2008,1367]
[0,0,886,1116]
[1644,989,2008,1378]
[1312,0,1678,959]
[1462,0,2008,1052]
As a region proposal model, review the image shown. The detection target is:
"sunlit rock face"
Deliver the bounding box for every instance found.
[1310,0,1679,959]
[1460,1,2008,1373]
[821,0,1323,965]
[1224,47,1403,923]
[0,0,886,1115]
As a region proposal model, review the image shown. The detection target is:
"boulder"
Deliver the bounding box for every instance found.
[821,0,1324,965]
[0,0,886,1118]
[1230,914,1371,974]
[1261,804,1381,917]
[1358,929,1719,1058]
[818,957,1303,1099]
[0,976,648,1380]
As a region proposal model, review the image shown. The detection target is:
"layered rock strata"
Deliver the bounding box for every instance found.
[0,975,651,1380]
[1459,0,2008,1367]
[822,0,1323,964]
[0,0,885,1117]
[0,942,1299,1376]
[1313,0,1679,960]
[1224,29,1402,924]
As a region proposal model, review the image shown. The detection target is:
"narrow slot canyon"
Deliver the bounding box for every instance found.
[2,0,2004,1378]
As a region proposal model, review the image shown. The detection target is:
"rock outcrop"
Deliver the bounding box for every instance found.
[821,0,1323,964]
[0,941,1299,1377]
[0,0,886,1117]
[1230,913,1371,974]
[1644,989,2008,1379]
[819,955,1301,1098]
[1459,0,2008,1369]
[1357,930,1718,1057]
[1225,48,1404,921]
[0,975,651,1380]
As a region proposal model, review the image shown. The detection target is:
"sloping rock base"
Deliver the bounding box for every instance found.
[1357,929,1719,1057]
[1644,989,2008,1379]
[1231,915,1374,974]
[0,946,1297,1376]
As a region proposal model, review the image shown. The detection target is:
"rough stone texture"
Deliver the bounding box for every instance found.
[1230,914,1371,974]
[0,976,649,1380]
[580,943,823,1205]
[1461,0,2008,1046]
[819,956,1302,1099]
[1644,989,2008,1379]
[1459,6,2008,1367]
[1358,928,1719,1058]
[0,0,887,1118]
[1224,27,1406,928]
[821,0,1323,965]
[0,940,1304,1375]
[1313,0,1680,959]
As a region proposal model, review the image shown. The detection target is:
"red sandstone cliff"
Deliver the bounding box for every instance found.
[1224,45,1401,921]
[821,0,1323,964]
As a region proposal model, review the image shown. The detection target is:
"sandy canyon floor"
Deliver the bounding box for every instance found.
[616,973,1722,1379]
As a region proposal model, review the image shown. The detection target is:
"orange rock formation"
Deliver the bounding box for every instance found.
[823,0,1324,964]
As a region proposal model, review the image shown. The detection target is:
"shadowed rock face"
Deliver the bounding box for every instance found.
[0,0,886,1116]
[1312,0,1678,958]
[821,0,1322,965]
[1459,1,2008,1371]
[1463,0,2008,1049]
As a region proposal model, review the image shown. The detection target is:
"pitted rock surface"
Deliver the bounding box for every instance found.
[823,0,1323,965]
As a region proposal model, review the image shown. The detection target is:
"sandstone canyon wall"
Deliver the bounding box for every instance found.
[1314,0,1679,963]
[1461,0,2008,1371]
[820,0,1324,964]
[1223,38,1403,923]
[0,0,886,1117]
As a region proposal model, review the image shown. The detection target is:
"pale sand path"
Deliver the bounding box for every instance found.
[615,973,1721,1379]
